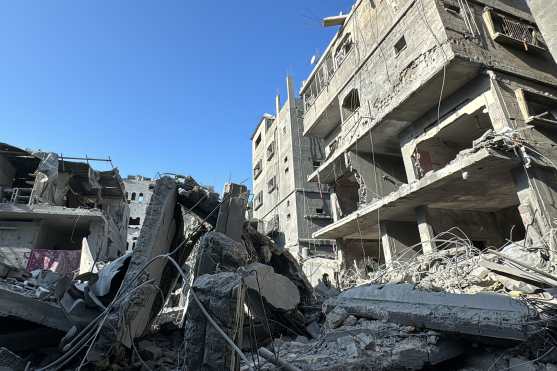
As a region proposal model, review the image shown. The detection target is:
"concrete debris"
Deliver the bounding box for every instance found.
[243,262,300,311]
[324,283,537,340]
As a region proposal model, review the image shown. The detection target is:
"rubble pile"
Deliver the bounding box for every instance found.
[0,175,556,370]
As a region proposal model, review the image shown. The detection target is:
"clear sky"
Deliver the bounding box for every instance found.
[0,1,354,192]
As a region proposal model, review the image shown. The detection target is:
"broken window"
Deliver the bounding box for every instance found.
[129,217,141,226]
[342,89,361,119]
[266,141,276,161]
[334,33,353,67]
[394,35,407,55]
[254,191,263,210]
[515,88,557,127]
[483,8,547,52]
[267,176,277,193]
[254,159,263,179]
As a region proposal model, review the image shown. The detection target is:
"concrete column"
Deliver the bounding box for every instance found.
[216,183,248,242]
[400,140,417,183]
[512,167,557,257]
[330,192,341,222]
[380,221,421,265]
[415,206,436,254]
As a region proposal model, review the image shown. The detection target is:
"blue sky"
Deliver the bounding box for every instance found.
[0,1,353,192]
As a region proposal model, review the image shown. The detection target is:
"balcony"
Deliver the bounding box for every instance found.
[302,46,358,137]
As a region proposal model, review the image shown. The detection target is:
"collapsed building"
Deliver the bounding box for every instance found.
[0,142,128,273]
[294,0,557,280]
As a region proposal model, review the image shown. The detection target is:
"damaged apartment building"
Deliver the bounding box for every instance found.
[0,142,129,274]
[251,76,338,285]
[296,0,557,274]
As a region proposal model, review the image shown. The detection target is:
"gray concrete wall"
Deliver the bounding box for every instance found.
[124,176,155,251]
[527,0,557,64]
[0,221,40,249]
[441,0,557,84]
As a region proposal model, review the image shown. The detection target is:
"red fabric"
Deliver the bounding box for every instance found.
[26,249,81,275]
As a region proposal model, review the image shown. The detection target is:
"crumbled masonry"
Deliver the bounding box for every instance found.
[2,0,557,369]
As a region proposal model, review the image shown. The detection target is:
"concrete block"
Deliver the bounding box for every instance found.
[325,283,537,340]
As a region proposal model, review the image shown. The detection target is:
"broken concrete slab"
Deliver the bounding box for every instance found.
[243,262,300,311]
[115,176,178,346]
[195,231,250,276]
[0,282,72,331]
[215,183,248,242]
[324,283,537,341]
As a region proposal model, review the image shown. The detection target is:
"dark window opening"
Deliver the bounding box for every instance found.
[342,89,361,119]
[254,159,263,179]
[394,36,407,55]
[131,192,137,201]
[313,160,321,169]
[483,9,546,51]
[254,191,263,210]
[267,176,277,193]
[516,88,557,127]
[266,141,276,160]
[255,134,262,148]
[316,208,324,214]
[129,217,141,226]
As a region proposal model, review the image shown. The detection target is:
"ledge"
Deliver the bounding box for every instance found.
[313,148,520,239]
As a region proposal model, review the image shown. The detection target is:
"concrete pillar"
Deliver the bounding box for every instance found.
[400,139,417,183]
[527,0,557,64]
[380,221,421,265]
[330,191,341,222]
[216,183,248,242]
[415,206,436,254]
[512,167,557,257]
[117,177,178,346]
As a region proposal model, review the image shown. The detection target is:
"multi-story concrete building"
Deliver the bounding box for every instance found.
[301,0,557,271]
[124,175,155,251]
[0,142,129,273]
[251,76,335,273]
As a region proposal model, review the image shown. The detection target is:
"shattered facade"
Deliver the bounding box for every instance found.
[251,76,337,285]
[0,143,129,274]
[123,175,155,252]
[300,0,557,275]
